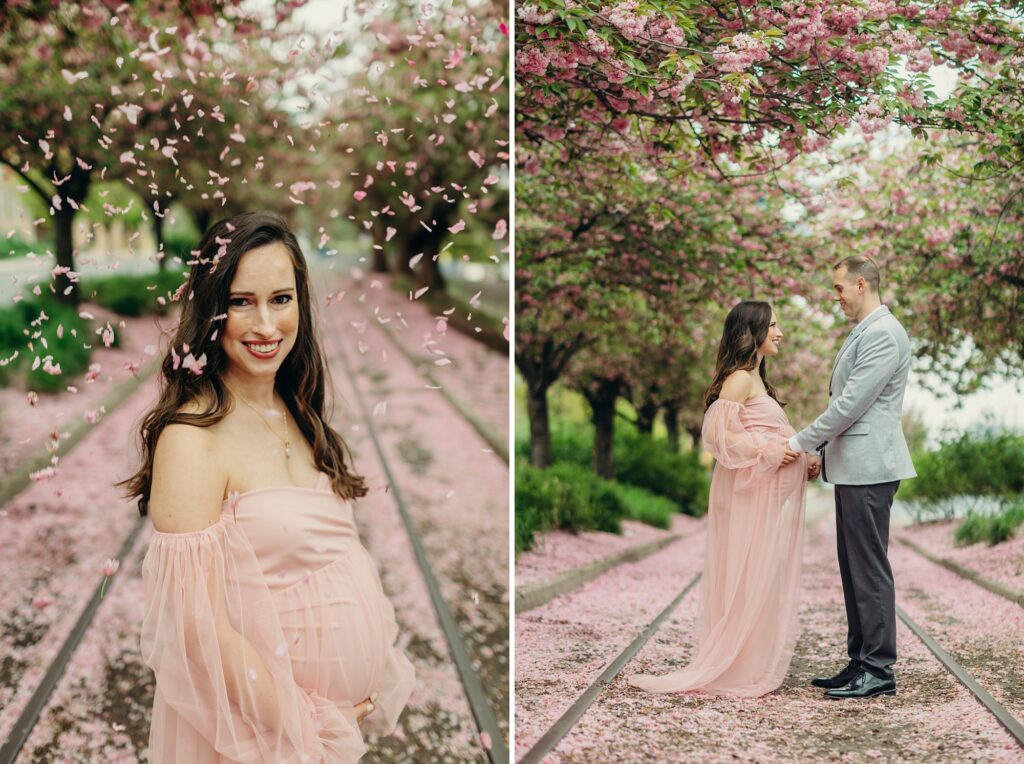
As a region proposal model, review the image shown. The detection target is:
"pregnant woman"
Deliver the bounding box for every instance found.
[629,300,816,697]
[119,211,415,762]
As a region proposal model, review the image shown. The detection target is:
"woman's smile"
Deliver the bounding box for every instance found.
[242,339,282,359]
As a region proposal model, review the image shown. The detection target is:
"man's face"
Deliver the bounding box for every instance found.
[832,266,862,320]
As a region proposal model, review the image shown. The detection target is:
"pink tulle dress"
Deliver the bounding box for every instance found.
[140,471,416,763]
[629,396,807,697]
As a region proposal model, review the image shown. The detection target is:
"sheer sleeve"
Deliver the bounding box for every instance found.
[140,518,366,763]
[702,398,787,473]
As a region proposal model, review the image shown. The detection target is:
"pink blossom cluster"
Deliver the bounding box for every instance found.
[518,5,558,26]
[854,96,892,135]
[923,226,953,246]
[714,33,770,73]
[602,1,649,41]
[516,47,551,77]
[782,7,831,54]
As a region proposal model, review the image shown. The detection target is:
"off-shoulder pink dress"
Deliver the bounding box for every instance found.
[140,472,416,763]
[629,396,807,697]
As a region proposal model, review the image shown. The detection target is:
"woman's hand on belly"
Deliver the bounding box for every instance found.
[340,697,375,727]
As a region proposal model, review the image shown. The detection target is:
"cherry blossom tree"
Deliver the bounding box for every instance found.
[0,1,306,303]
[320,0,509,292]
[515,0,1023,170]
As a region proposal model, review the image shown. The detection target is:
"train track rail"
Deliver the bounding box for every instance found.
[0,276,510,763]
[517,512,1024,763]
[327,316,509,764]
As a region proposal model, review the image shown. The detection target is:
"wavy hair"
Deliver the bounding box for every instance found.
[704,300,785,410]
[118,211,367,515]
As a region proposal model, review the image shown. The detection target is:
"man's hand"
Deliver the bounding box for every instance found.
[780,447,801,466]
[807,455,821,481]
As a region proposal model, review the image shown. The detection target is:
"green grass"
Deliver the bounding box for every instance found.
[954,503,1024,546]
[610,482,678,530]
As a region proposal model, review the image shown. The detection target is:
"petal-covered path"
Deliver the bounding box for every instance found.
[0,265,509,762]
[515,489,1024,762]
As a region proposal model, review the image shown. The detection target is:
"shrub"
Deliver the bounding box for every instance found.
[82,269,188,317]
[0,294,94,393]
[0,235,40,259]
[613,429,710,516]
[610,482,677,529]
[514,461,626,553]
[901,430,1024,521]
[514,464,550,554]
[516,422,711,516]
[954,503,1024,547]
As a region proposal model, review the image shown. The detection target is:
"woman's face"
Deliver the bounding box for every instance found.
[221,242,300,382]
[757,310,783,357]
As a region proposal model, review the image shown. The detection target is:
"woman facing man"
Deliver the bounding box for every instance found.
[631,255,915,700]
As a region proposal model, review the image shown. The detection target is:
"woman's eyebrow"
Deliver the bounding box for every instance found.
[229,287,297,296]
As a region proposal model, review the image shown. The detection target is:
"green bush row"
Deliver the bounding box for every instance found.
[515,460,689,554]
[516,462,623,553]
[954,503,1024,547]
[515,424,710,516]
[901,430,1024,505]
[0,295,94,393]
[1,235,39,260]
[81,268,188,317]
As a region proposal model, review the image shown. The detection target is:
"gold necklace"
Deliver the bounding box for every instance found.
[225,383,292,459]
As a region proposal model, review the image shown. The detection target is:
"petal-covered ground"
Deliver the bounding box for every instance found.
[515,513,702,589]
[898,518,1024,595]
[515,488,1023,762]
[2,266,508,762]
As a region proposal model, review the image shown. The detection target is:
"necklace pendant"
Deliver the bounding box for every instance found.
[284,442,292,458]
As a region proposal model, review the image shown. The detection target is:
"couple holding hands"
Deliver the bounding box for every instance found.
[629,255,917,701]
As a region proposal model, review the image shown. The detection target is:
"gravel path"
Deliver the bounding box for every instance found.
[515,495,1023,762]
[1,268,508,762]
[515,514,702,589]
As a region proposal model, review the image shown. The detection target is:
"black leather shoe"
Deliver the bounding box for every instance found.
[810,661,860,689]
[826,671,896,699]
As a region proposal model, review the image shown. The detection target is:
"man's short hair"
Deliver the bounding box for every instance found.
[834,255,880,293]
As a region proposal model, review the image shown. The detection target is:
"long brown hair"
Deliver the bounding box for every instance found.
[118,211,367,515]
[704,300,785,410]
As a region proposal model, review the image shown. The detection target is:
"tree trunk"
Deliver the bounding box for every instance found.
[687,425,703,451]
[664,403,681,453]
[49,164,91,307]
[525,379,552,469]
[583,379,621,480]
[417,249,447,292]
[53,207,79,306]
[371,224,389,272]
[407,205,452,292]
[635,398,658,435]
[153,210,166,271]
[193,208,213,237]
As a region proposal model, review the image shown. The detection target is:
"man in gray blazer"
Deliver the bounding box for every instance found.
[789,255,917,699]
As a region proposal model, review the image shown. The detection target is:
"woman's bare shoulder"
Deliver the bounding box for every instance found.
[719,370,754,402]
[150,399,227,533]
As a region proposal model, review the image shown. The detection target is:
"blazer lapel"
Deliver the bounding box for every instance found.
[828,306,891,393]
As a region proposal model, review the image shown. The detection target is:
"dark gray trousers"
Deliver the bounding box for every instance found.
[834,481,900,681]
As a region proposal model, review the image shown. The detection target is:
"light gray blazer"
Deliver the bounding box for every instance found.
[792,306,917,486]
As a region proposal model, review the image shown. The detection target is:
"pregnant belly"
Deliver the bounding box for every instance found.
[273,547,393,704]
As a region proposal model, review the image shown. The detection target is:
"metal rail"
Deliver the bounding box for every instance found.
[518,571,702,764]
[331,329,509,763]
